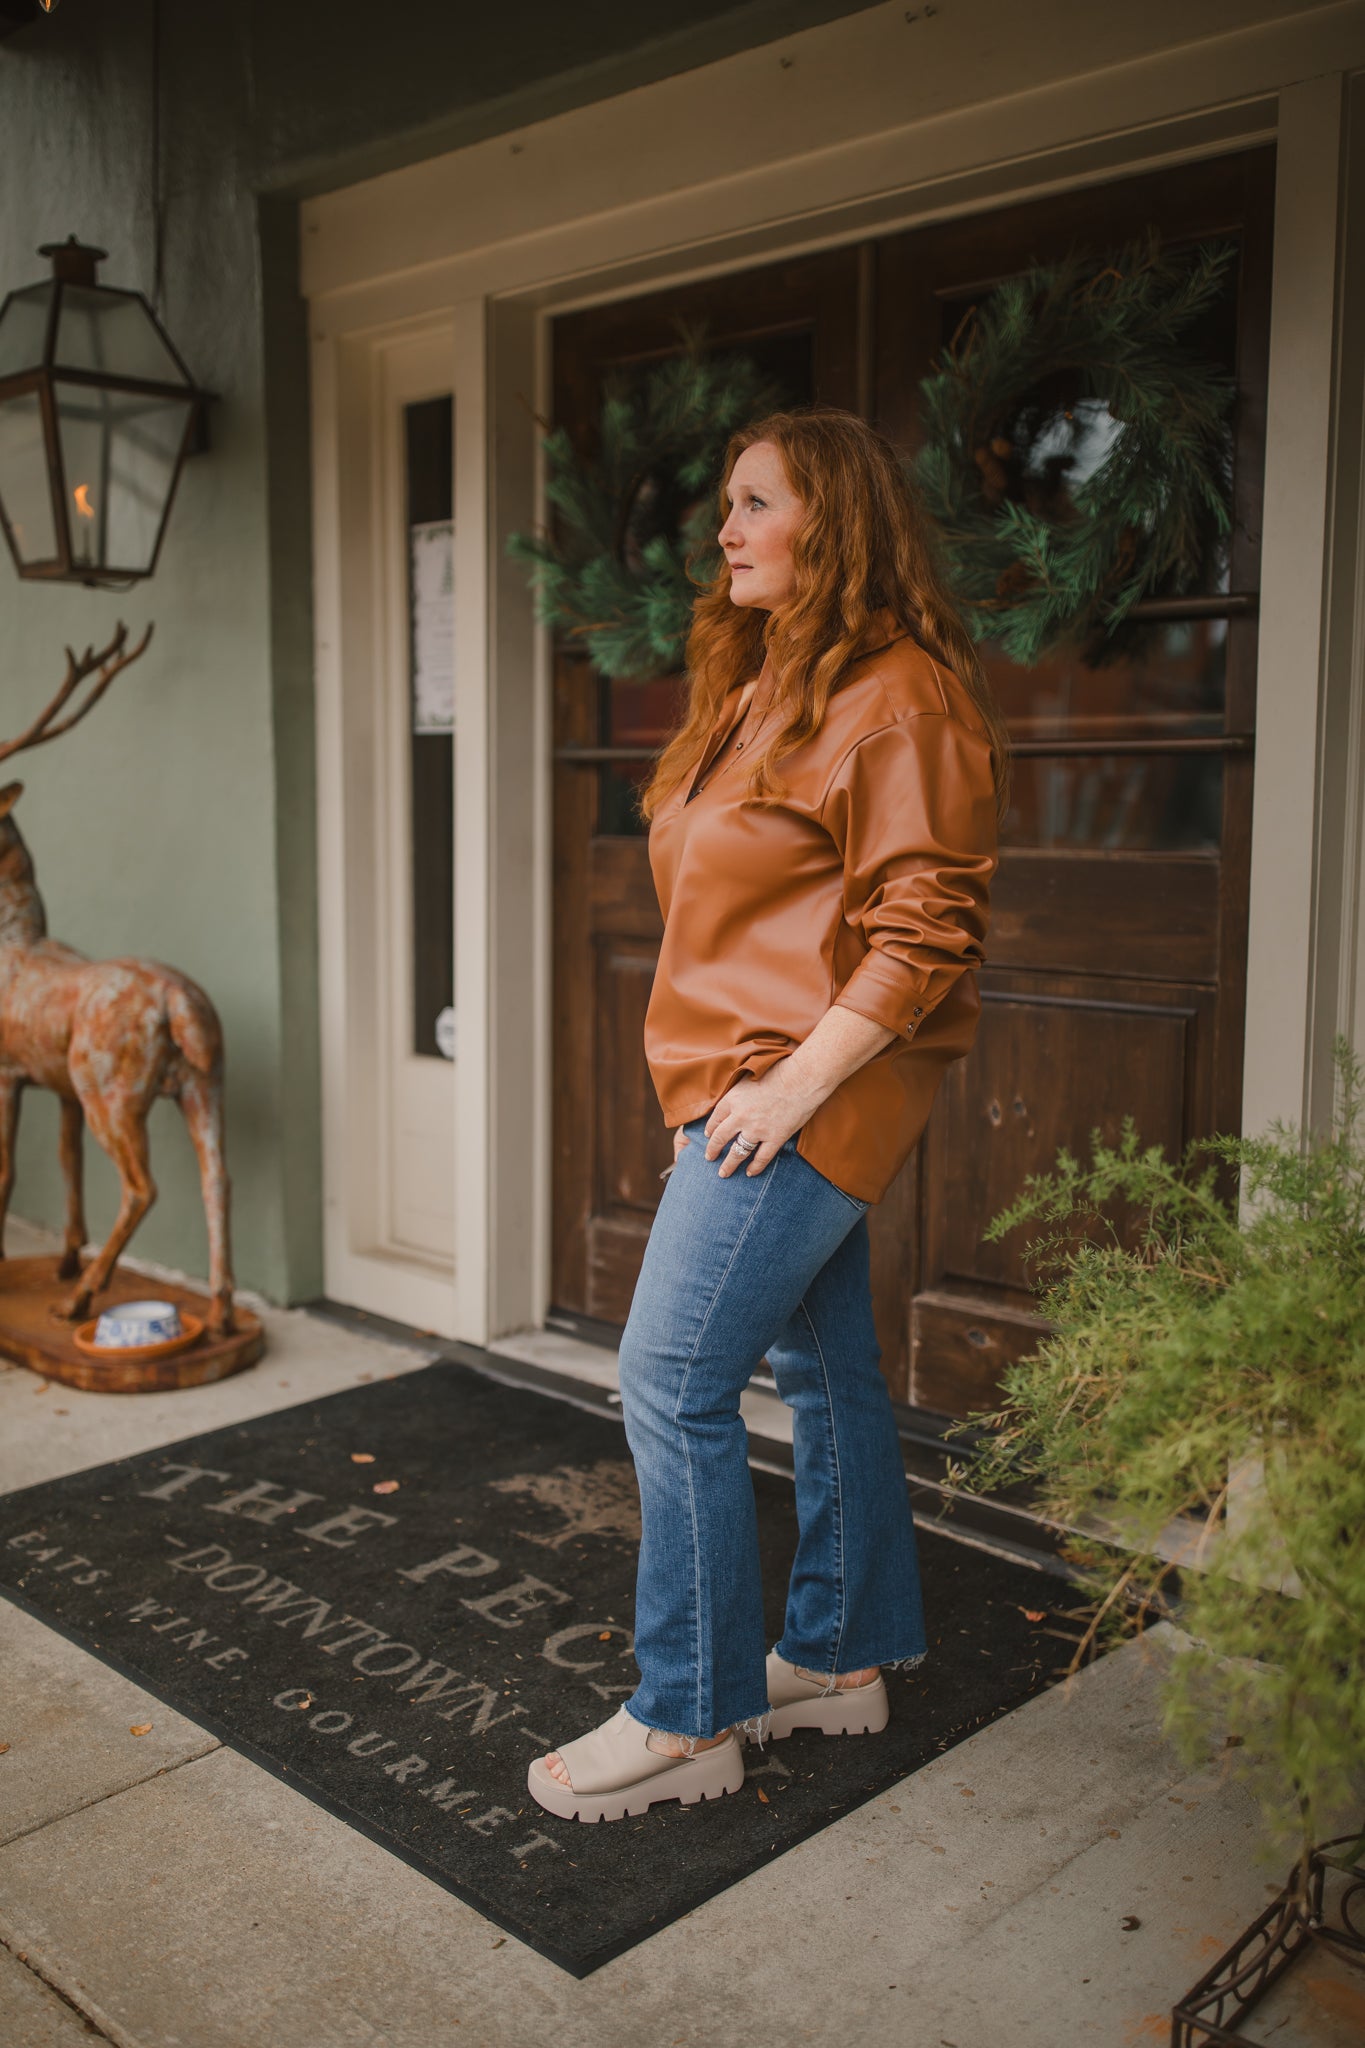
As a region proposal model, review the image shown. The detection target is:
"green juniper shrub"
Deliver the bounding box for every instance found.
[945,1032,1365,1865]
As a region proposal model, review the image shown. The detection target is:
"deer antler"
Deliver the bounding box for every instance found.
[0,622,155,767]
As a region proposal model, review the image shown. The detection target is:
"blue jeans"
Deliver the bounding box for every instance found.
[617,1115,928,1740]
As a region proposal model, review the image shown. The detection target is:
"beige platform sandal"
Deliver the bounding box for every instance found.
[749,1650,890,1742]
[527,1705,746,1823]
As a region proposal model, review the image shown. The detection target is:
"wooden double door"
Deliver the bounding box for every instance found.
[549,147,1274,1428]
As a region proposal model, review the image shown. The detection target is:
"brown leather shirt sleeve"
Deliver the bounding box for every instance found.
[820,712,998,1042]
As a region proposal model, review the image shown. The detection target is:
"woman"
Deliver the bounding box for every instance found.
[528,407,1010,1824]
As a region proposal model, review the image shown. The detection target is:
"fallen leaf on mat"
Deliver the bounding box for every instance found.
[756,1787,769,1804]
[1021,1608,1046,1622]
[373,1480,400,1494]
[129,1723,152,1737]
[0,1741,10,1754]
[351,1453,376,1464]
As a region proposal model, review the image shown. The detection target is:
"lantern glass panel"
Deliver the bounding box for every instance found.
[52,285,186,386]
[54,380,193,576]
[0,285,52,378]
[0,390,58,563]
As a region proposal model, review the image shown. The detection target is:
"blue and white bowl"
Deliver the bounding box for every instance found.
[92,1299,183,1350]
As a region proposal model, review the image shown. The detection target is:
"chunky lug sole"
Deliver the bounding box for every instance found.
[763,1681,889,1741]
[527,1719,745,1824]
[746,1653,891,1743]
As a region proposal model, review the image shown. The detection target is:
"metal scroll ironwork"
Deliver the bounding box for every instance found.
[1170,1833,1365,2046]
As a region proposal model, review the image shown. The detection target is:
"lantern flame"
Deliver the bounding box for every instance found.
[73,484,94,520]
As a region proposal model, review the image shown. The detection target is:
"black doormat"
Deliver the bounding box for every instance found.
[0,1356,1087,1977]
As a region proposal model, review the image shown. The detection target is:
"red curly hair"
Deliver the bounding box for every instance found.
[637,407,1012,826]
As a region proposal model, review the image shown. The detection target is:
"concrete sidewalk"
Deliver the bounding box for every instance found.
[0,1219,1359,2048]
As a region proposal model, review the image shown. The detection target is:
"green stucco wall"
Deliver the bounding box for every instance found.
[0,0,874,1304]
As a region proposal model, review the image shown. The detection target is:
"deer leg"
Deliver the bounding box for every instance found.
[178,1068,235,1336]
[0,1075,20,1260]
[57,1099,157,1323]
[56,1095,88,1279]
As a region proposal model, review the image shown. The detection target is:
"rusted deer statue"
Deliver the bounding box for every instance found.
[0,623,235,1335]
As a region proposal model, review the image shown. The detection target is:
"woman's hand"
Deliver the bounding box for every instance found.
[699,1011,896,1178]
[673,1011,895,1183]
[703,1067,822,1179]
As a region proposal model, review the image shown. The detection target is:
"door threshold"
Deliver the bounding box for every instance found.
[487,1325,797,1449]
[306,1300,1073,1581]
[483,1329,1073,1582]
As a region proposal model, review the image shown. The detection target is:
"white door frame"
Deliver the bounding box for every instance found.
[311,313,463,1334]
[306,1,1364,1345]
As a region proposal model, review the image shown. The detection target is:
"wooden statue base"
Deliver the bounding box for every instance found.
[0,1257,265,1393]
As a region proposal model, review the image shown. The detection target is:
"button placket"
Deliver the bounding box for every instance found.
[685,685,761,803]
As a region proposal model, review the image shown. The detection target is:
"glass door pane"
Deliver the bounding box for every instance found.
[404,394,455,1059]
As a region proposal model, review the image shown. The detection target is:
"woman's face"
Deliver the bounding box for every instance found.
[718,440,803,612]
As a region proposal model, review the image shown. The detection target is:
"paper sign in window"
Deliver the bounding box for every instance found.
[410,517,454,735]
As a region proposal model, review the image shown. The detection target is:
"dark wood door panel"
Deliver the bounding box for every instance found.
[866,145,1271,1423]
[927,983,1199,1289]
[903,978,1215,1417]
[553,246,865,428]
[589,835,662,933]
[584,929,669,1323]
[909,1290,1053,1420]
[868,1156,920,1401]
[594,933,673,1219]
[586,1215,659,1327]
[988,851,1222,982]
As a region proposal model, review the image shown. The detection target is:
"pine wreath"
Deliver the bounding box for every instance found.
[913,230,1239,665]
[508,338,782,680]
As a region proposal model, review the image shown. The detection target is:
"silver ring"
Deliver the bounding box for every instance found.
[732,1133,757,1156]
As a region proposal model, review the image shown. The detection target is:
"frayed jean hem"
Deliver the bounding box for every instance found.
[622,1692,772,1745]
[774,1640,929,1680]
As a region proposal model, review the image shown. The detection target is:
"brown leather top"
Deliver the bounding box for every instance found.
[644,627,999,1204]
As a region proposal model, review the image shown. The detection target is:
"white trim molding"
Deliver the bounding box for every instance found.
[1310,68,1365,1135]
[301,1,1365,315]
[312,315,463,1335]
[1246,74,1347,1145]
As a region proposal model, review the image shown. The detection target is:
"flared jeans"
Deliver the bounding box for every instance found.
[618,1115,928,1740]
